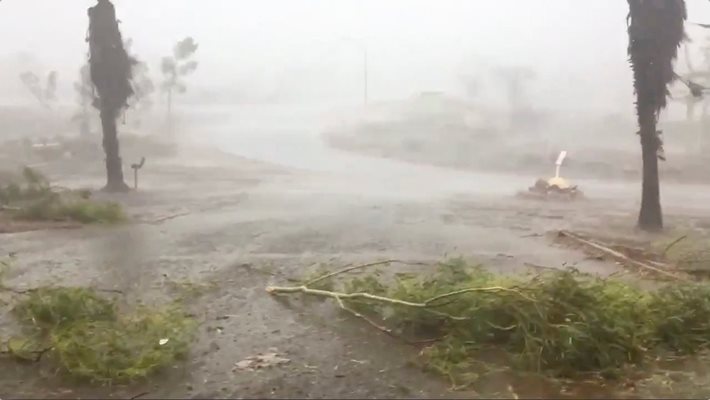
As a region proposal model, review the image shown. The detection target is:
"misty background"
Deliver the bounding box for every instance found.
[0,0,707,113]
[3,0,710,180]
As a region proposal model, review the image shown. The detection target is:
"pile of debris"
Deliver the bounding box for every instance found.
[520,177,583,201]
[517,150,583,201]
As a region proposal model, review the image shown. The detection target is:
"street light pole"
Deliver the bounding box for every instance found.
[341,36,368,106]
[363,46,368,105]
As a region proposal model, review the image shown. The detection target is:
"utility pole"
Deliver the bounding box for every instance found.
[363,46,369,105]
[341,36,368,106]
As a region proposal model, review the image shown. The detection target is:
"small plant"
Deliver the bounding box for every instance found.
[8,286,195,384]
[51,305,195,383]
[1,167,126,225]
[0,167,52,204]
[10,195,125,225]
[13,287,116,331]
[59,200,125,224]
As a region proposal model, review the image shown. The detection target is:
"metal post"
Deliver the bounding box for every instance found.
[363,46,368,105]
[167,89,173,137]
[341,37,368,106]
[131,157,146,190]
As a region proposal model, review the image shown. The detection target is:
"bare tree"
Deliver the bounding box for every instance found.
[87,0,135,192]
[19,70,57,109]
[627,0,687,231]
[161,37,198,136]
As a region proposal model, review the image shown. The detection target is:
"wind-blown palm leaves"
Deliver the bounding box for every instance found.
[669,32,710,122]
[627,0,687,231]
[87,0,135,192]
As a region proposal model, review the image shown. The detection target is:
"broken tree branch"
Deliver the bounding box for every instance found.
[147,211,191,224]
[425,286,535,305]
[663,235,688,256]
[334,295,397,337]
[334,296,443,346]
[267,285,429,308]
[558,231,687,281]
[523,262,562,272]
[267,283,537,321]
[304,259,428,287]
[0,285,124,295]
[268,285,471,320]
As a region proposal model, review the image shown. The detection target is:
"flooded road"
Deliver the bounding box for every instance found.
[187,103,710,212]
[3,103,709,399]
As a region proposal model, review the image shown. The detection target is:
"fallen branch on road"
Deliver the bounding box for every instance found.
[303,259,428,287]
[0,285,124,296]
[146,211,191,225]
[267,283,526,318]
[268,257,710,390]
[557,230,686,281]
[662,235,688,256]
[268,260,531,317]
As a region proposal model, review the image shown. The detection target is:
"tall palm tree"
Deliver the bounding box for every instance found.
[627,0,687,231]
[87,0,134,192]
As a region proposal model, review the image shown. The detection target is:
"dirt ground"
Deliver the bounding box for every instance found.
[2,132,710,398]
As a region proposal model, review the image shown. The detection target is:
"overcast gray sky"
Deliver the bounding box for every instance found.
[2,0,710,113]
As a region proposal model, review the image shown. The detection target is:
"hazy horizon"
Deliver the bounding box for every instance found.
[1,0,710,117]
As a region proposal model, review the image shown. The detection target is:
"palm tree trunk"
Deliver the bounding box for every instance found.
[638,107,662,231]
[627,0,686,232]
[100,107,129,192]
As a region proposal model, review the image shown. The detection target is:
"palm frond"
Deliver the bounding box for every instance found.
[628,0,687,120]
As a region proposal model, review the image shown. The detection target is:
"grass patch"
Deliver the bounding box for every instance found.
[15,198,125,224]
[282,258,710,388]
[4,286,195,384]
[0,167,125,224]
[13,287,116,330]
[51,306,194,383]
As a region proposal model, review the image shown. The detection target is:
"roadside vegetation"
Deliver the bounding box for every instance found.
[0,167,125,225]
[0,259,196,385]
[270,249,710,396]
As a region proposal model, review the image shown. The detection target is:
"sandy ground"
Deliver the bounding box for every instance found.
[2,106,710,398]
